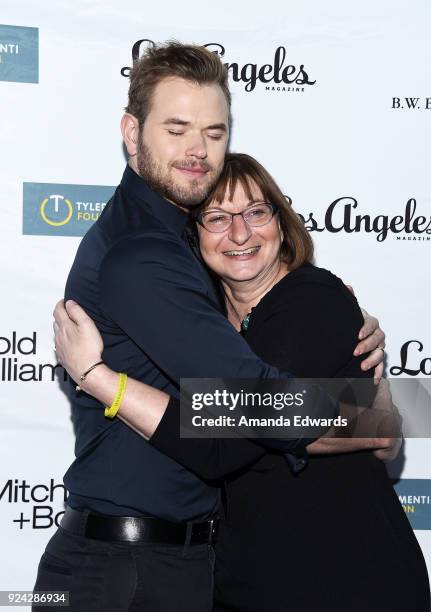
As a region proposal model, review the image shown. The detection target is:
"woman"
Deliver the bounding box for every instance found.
[53,153,430,611]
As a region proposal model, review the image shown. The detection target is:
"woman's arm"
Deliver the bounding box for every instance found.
[53,299,267,480]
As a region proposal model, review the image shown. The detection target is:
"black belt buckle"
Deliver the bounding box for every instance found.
[189,517,218,546]
[208,518,218,546]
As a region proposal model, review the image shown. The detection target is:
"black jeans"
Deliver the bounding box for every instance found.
[33,526,215,611]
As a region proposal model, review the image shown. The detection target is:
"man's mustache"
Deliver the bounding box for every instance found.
[171,160,214,173]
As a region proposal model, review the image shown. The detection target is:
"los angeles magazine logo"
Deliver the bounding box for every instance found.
[390,340,431,377]
[121,39,316,94]
[297,197,431,243]
[22,182,115,237]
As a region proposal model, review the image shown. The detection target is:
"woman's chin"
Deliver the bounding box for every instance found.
[221,265,262,284]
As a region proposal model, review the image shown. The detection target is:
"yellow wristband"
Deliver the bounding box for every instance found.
[104,373,128,419]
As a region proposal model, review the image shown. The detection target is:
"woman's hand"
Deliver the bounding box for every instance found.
[53,299,104,384]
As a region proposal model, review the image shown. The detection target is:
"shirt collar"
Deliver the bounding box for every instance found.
[120,164,190,236]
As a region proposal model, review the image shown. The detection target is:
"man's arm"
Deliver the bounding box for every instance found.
[99,236,349,468]
[99,234,283,380]
[311,378,401,462]
[53,232,390,479]
[239,278,398,460]
[99,234,385,381]
[53,301,397,479]
[51,337,266,481]
[52,296,271,480]
[53,311,398,480]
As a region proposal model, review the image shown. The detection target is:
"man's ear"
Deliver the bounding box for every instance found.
[120,113,140,157]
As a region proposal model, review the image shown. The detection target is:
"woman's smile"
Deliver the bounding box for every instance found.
[222,245,261,259]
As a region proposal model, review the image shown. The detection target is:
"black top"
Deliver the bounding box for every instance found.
[63,165,294,521]
[150,262,365,480]
[150,263,429,611]
[213,263,429,612]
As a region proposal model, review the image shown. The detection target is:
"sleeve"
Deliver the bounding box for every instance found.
[253,281,368,379]
[150,396,266,480]
[252,281,377,433]
[99,233,284,380]
[147,277,365,481]
[99,234,309,478]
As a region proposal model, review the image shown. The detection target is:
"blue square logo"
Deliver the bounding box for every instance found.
[393,479,431,530]
[0,24,39,83]
[23,182,116,237]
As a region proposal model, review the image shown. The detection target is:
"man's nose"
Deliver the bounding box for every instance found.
[228,214,252,245]
[185,133,207,159]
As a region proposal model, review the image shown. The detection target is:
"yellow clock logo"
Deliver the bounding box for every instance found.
[40,194,73,227]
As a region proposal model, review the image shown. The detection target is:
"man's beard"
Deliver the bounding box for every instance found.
[136,141,222,209]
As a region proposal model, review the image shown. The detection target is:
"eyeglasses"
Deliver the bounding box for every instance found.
[197,202,278,233]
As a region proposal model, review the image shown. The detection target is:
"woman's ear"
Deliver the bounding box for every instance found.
[278,219,284,242]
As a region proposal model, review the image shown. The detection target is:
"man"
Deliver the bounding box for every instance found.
[34,42,386,611]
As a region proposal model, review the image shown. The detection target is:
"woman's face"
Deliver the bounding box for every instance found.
[197,180,284,284]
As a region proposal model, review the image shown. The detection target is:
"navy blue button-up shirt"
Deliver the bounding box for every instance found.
[64,165,288,522]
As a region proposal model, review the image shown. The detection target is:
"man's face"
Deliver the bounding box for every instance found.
[136,77,230,209]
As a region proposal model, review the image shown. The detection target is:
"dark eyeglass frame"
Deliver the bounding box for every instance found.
[196,201,278,233]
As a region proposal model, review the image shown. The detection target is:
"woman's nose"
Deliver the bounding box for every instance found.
[228,214,252,245]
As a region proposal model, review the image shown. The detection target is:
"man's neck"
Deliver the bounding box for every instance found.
[127,160,190,214]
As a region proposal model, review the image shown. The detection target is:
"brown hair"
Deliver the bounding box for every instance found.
[125,40,231,127]
[200,153,314,270]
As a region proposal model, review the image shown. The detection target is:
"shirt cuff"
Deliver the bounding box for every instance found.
[148,395,181,451]
[284,448,310,474]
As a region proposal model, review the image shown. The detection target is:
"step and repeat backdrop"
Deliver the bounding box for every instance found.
[1,0,430,601]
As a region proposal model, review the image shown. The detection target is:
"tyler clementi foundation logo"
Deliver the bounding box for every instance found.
[122,39,316,94]
[393,479,431,530]
[0,24,38,83]
[23,182,115,237]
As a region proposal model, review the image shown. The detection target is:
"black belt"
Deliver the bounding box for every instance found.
[61,506,218,546]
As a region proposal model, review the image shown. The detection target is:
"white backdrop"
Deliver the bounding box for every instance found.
[1,0,430,605]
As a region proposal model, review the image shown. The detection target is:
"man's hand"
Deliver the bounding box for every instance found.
[53,299,104,383]
[373,438,403,462]
[345,286,386,384]
[369,378,402,462]
[355,308,386,384]
[308,379,402,462]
